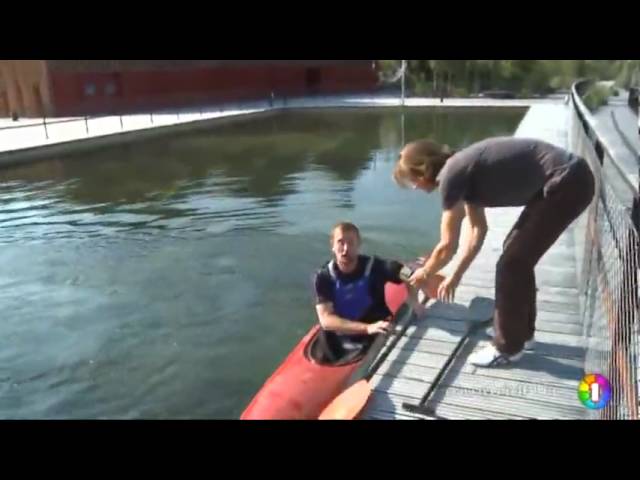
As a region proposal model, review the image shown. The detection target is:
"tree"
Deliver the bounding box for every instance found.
[376,59,631,97]
[428,60,441,94]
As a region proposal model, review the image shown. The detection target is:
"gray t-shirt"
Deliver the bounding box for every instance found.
[436,137,575,209]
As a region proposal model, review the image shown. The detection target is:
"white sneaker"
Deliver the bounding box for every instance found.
[486,326,536,351]
[469,344,524,368]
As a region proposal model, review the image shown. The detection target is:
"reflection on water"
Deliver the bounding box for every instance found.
[0,107,524,418]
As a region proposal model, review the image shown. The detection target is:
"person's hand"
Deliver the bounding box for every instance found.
[406,285,427,316]
[366,317,392,335]
[408,266,428,288]
[437,275,460,303]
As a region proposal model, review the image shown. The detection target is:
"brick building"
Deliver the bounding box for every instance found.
[0,60,379,118]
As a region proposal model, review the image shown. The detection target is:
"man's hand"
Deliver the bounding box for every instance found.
[366,317,392,335]
[407,285,427,316]
[408,266,428,288]
[437,275,460,303]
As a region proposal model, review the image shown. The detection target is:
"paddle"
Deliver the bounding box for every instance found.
[402,296,495,417]
[318,272,445,420]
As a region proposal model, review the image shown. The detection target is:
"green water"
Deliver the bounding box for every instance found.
[0,107,525,418]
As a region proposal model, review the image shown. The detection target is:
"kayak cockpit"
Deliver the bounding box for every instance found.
[305,328,372,367]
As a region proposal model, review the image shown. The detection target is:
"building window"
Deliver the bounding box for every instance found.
[305,68,321,89]
[84,83,96,97]
[105,82,117,96]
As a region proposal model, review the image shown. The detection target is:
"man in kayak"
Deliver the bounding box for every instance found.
[313,221,416,364]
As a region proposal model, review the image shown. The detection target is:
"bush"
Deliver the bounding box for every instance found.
[582,84,611,112]
[520,88,533,98]
[412,79,433,97]
[452,86,469,97]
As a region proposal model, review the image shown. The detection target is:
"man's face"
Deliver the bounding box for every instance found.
[411,175,438,193]
[331,228,360,273]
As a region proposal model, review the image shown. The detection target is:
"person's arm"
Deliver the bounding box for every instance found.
[315,302,390,335]
[410,200,465,285]
[380,258,431,310]
[449,202,487,283]
[379,258,406,284]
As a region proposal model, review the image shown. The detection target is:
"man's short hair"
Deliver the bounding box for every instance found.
[330,222,361,244]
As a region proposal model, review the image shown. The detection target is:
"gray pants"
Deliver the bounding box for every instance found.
[493,156,595,355]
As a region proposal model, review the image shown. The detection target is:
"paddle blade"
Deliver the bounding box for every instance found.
[318,380,372,420]
[384,282,408,314]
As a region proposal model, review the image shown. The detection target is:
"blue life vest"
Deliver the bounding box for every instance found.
[328,256,375,321]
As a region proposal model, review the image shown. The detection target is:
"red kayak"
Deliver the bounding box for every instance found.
[240,282,410,420]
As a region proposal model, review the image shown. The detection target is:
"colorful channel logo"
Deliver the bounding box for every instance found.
[578,373,611,409]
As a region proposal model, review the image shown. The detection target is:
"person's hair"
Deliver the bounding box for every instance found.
[393,139,455,188]
[330,222,361,244]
